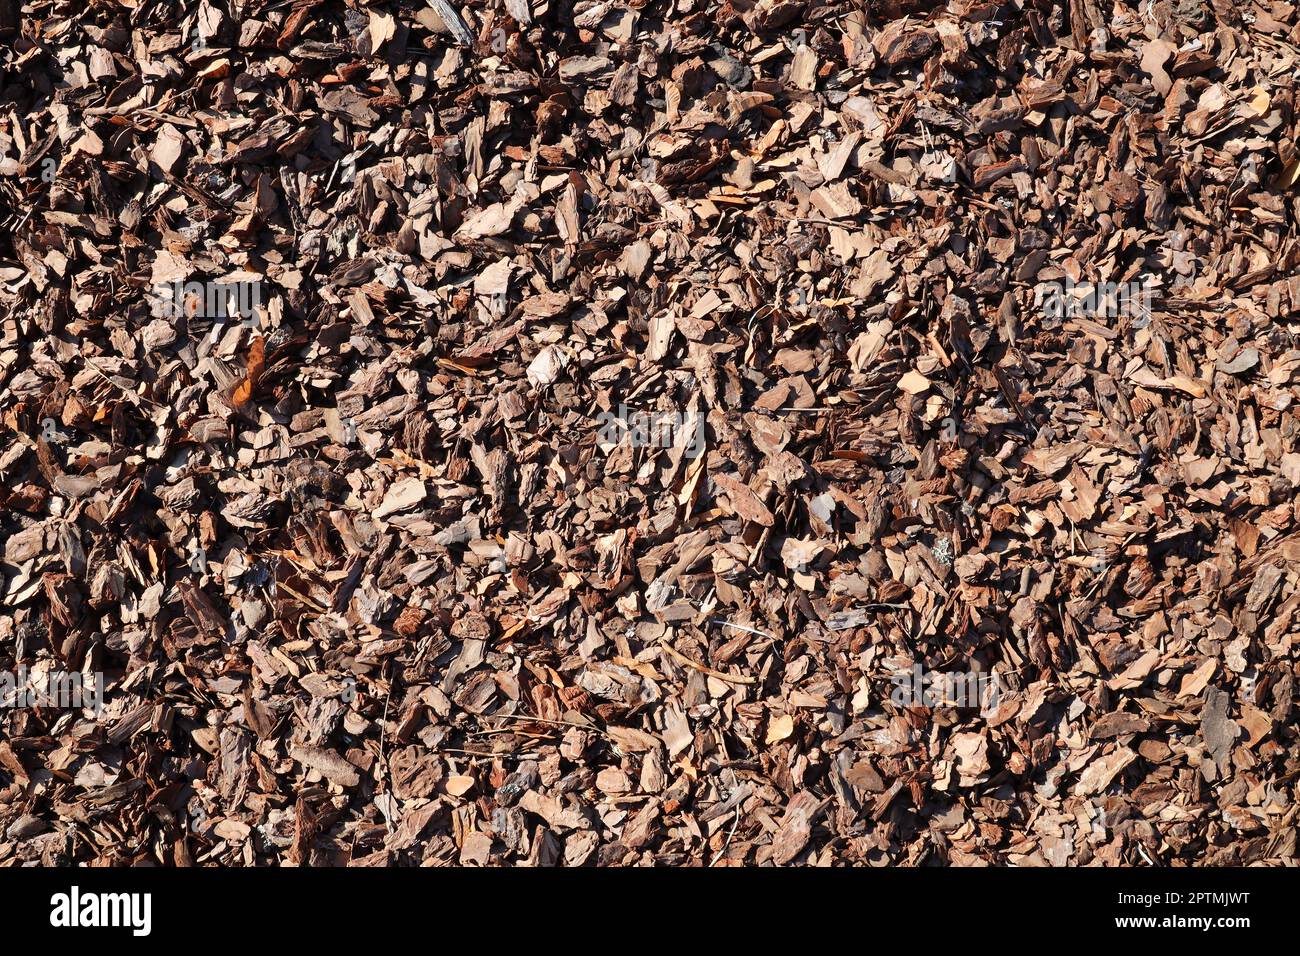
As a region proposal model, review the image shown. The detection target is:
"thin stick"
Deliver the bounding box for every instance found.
[482,712,608,736]
[710,619,775,639]
[662,642,757,685]
[709,811,741,867]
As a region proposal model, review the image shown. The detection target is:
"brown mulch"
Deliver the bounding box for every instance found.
[1,0,1299,867]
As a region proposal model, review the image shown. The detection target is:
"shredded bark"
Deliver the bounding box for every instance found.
[1,0,1299,867]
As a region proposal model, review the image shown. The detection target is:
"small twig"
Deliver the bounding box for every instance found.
[275,579,328,613]
[709,810,740,867]
[661,642,757,685]
[471,728,557,739]
[483,712,608,737]
[710,619,775,639]
[377,669,394,833]
[436,747,535,758]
